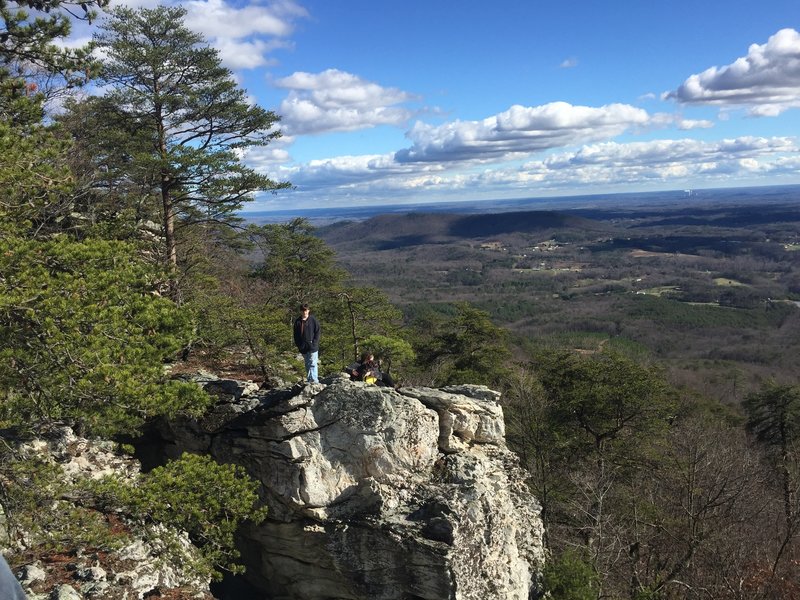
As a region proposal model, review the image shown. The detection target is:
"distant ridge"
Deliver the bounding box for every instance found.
[317,210,608,250]
[450,211,600,237]
[241,184,800,226]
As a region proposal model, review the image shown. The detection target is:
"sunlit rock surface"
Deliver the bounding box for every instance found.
[150,375,545,600]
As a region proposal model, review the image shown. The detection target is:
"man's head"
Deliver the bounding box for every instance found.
[300,303,310,318]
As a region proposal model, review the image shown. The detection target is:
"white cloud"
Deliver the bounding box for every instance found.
[180,0,307,70]
[272,135,799,205]
[184,0,297,38]
[539,136,794,167]
[520,136,799,186]
[213,38,284,70]
[275,69,417,135]
[54,35,94,50]
[395,102,652,163]
[109,0,159,8]
[286,153,441,189]
[676,118,714,130]
[665,28,800,116]
[559,57,578,68]
[245,143,293,169]
[747,103,786,117]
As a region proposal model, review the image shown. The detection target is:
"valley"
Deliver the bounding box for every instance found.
[318,196,800,403]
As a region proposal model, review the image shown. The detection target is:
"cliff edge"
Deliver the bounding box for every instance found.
[145,374,545,600]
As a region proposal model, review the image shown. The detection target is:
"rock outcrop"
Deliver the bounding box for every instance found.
[148,374,545,600]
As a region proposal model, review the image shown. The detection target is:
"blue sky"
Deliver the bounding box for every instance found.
[72,0,800,209]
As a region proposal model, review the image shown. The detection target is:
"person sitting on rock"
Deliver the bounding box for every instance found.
[347,352,395,387]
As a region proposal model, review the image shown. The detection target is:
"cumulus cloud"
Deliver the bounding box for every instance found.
[521,136,798,185]
[212,38,286,70]
[285,153,442,189]
[542,136,794,167]
[245,142,294,170]
[642,113,713,131]
[275,69,417,135]
[184,0,294,38]
[395,102,652,163]
[559,57,578,68]
[676,118,714,130]
[665,28,800,116]
[181,0,307,69]
[273,135,799,205]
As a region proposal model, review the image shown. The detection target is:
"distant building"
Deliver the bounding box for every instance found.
[479,241,505,251]
[529,239,560,251]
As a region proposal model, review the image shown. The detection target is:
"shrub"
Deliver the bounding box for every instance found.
[93,453,267,579]
[542,549,599,600]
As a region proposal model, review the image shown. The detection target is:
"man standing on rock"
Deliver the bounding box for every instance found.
[293,303,320,383]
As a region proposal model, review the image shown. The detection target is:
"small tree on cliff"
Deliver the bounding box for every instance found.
[84,5,288,289]
[413,303,511,386]
[248,219,346,312]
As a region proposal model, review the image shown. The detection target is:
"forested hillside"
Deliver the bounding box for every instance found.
[319,202,800,401]
[2,1,800,598]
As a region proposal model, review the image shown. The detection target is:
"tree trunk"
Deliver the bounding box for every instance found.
[162,184,176,268]
[156,99,178,298]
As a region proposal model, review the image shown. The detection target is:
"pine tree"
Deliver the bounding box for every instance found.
[80,5,289,285]
[414,302,511,386]
[0,0,105,84]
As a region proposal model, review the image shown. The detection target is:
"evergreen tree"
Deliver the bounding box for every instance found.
[414,302,511,386]
[197,219,406,380]
[74,5,288,283]
[0,235,211,435]
[744,382,800,568]
[1,0,104,232]
[0,0,105,86]
[248,218,347,312]
[322,286,406,366]
[506,350,676,596]
[0,102,74,233]
[1,3,262,575]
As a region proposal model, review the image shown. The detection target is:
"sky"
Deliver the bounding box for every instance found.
[68,0,800,210]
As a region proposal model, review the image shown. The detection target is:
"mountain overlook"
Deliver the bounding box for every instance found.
[141,373,546,600]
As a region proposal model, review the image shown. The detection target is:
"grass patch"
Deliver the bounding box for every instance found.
[713,277,747,286]
[636,285,680,296]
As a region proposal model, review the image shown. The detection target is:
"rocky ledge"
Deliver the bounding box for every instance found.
[144,374,545,600]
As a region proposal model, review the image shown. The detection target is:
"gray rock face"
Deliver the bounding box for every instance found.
[152,377,545,600]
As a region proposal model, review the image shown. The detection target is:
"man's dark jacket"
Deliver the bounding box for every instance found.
[293,314,320,354]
